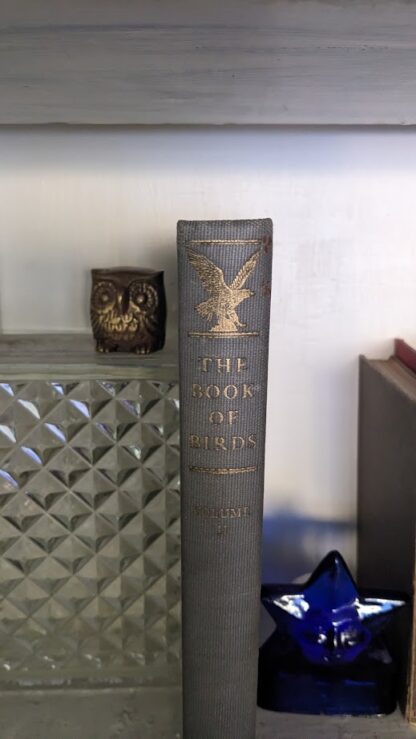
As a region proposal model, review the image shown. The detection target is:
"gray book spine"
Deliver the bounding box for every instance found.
[177,219,273,739]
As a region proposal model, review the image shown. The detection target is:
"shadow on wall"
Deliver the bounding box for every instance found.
[262,507,355,583]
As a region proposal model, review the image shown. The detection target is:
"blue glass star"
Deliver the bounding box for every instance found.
[262,550,406,666]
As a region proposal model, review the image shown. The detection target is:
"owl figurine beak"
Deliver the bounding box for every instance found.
[116,290,128,315]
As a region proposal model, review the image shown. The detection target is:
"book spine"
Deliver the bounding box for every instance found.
[177,219,273,739]
[357,356,415,721]
[394,338,416,374]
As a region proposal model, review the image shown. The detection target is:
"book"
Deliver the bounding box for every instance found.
[177,219,273,738]
[357,346,416,720]
[394,338,416,373]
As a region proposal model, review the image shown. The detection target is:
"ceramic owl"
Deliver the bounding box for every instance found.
[90,267,166,354]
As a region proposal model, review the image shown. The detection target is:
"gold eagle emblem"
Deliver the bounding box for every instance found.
[187,248,261,333]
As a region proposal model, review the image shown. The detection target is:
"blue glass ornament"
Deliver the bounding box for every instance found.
[258,551,408,715]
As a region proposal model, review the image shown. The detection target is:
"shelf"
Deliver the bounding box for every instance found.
[257,707,416,738]
[1,0,416,125]
[0,689,413,738]
[0,333,178,381]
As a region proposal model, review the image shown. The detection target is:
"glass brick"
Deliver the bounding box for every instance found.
[0,378,180,687]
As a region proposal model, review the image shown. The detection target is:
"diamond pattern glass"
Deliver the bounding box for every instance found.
[0,378,180,686]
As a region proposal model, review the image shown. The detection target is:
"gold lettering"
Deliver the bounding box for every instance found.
[208,409,239,425]
[191,383,254,400]
[198,357,248,374]
[199,357,213,372]
[189,465,257,474]
[216,358,231,373]
[237,357,247,372]
[188,434,257,451]
[228,410,239,425]
[193,505,251,519]
[208,410,224,424]
[231,436,245,450]
[229,508,240,518]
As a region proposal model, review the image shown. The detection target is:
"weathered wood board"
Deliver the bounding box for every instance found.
[1,0,416,124]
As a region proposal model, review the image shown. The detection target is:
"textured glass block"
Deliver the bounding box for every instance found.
[0,361,180,687]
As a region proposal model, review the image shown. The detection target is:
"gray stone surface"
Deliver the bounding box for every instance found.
[0,689,415,738]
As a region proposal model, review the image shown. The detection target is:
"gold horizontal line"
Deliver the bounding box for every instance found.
[188,239,262,245]
[189,465,257,475]
[188,331,259,338]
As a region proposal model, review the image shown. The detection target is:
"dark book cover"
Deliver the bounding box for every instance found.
[177,219,272,738]
[357,354,416,720]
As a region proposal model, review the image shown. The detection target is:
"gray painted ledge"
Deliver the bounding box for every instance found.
[0,333,178,381]
[0,688,415,738]
[2,0,416,125]
[257,707,416,738]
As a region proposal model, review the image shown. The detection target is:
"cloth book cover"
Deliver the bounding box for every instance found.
[177,219,273,738]
[357,351,416,721]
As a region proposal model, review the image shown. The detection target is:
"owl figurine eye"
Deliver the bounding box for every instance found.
[129,281,158,313]
[93,281,117,311]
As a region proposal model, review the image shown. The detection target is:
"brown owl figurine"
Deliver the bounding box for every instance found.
[90,268,166,354]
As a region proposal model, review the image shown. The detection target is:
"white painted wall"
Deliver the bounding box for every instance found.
[1,126,416,575]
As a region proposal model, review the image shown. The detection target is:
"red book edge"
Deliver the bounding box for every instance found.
[394,338,416,374]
